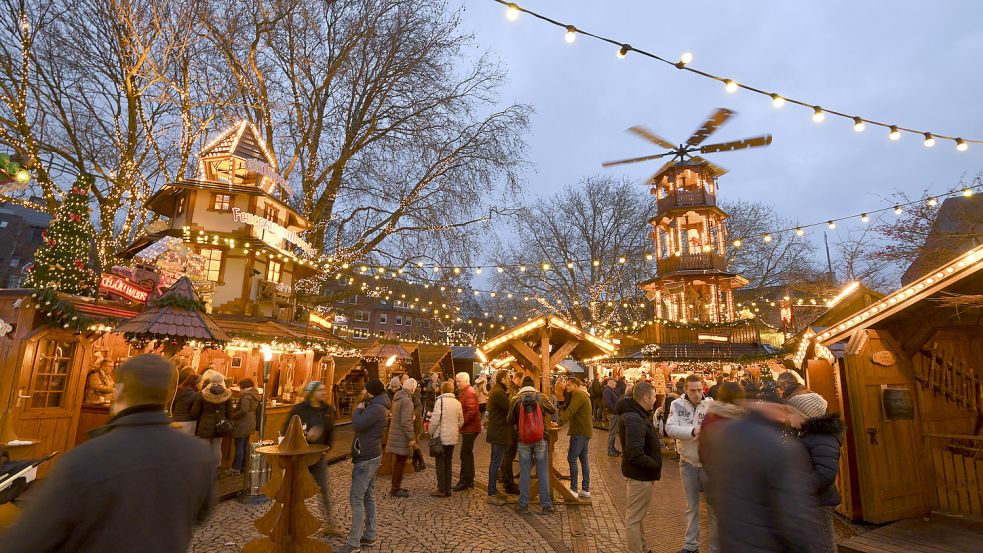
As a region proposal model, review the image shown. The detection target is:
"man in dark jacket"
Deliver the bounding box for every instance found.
[0,354,215,553]
[340,379,390,553]
[283,381,337,536]
[617,381,662,553]
[589,377,603,421]
[702,402,820,553]
[485,369,514,505]
[790,392,844,553]
[603,378,622,456]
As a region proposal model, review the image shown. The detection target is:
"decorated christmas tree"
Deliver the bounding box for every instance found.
[25,174,97,295]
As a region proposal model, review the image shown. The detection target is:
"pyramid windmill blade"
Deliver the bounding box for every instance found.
[602,152,674,168]
[627,126,676,149]
[686,108,735,147]
[699,135,773,154]
[691,156,728,176]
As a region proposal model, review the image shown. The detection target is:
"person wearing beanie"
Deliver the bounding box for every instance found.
[792,391,844,553]
[283,380,338,537]
[191,372,233,468]
[339,379,390,553]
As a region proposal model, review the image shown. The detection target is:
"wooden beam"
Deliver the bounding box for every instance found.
[540,328,550,394]
[549,338,580,369]
[506,346,537,374]
[509,339,542,370]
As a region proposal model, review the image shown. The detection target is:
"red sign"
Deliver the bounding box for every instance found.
[99,274,150,304]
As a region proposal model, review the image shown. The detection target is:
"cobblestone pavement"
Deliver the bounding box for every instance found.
[190,424,715,553]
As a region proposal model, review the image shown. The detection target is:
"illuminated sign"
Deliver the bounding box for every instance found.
[232,207,316,257]
[100,274,151,304]
[244,159,292,196]
[697,333,730,344]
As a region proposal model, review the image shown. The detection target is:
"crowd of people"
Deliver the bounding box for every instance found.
[0,352,845,553]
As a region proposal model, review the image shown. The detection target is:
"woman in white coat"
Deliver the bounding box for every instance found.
[429,381,464,497]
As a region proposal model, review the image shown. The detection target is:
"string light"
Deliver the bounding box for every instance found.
[860,213,869,223]
[505,3,520,20]
[812,107,825,123]
[679,51,693,65]
[564,25,577,43]
[795,227,804,236]
[770,94,785,108]
[889,126,901,141]
[956,138,968,152]
[923,133,936,148]
[826,220,836,229]
[963,187,973,197]
[486,0,983,149]
[617,44,630,59]
[763,234,773,243]
[894,205,903,215]
[928,197,938,207]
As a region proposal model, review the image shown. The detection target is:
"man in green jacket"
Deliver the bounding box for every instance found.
[560,377,593,499]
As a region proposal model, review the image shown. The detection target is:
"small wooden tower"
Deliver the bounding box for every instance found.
[604,109,771,323]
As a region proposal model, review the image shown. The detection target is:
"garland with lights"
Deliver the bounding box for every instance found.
[26,289,118,332]
[24,174,97,295]
[493,0,979,150]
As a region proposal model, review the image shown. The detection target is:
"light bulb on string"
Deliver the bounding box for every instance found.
[894,205,903,215]
[795,227,804,236]
[923,133,936,148]
[860,213,870,223]
[956,138,968,152]
[678,51,693,66]
[963,187,973,197]
[889,126,901,141]
[505,3,520,20]
[617,44,630,59]
[928,197,938,207]
[564,25,577,43]
[812,106,825,123]
[723,79,738,93]
[853,117,866,132]
[826,221,836,229]
[763,234,773,243]
[732,239,742,248]
[770,94,785,108]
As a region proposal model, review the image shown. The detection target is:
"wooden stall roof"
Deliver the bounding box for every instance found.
[819,243,983,346]
[479,315,618,362]
[362,340,412,361]
[115,277,231,341]
[415,345,452,374]
[211,313,357,351]
[332,356,363,384]
[784,282,883,353]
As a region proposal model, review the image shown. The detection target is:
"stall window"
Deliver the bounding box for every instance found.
[199,248,223,282]
[379,313,387,325]
[30,340,76,408]
[266,259,282,282]
[212,193,233,212]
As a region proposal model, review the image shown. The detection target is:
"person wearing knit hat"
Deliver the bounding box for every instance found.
[282,380,338,536]
[788,392,828,420]
[364,378,385,398]
[343,378,391,553]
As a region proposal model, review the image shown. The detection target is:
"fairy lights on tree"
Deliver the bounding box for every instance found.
[25,174,97,295]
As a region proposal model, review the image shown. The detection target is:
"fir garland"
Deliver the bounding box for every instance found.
[27,288,118,332]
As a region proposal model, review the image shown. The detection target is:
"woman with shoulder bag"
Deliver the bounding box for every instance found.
[428,381,463,498]
[190,373,233,469]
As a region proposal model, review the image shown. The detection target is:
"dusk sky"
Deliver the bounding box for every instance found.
[460,0,983,246]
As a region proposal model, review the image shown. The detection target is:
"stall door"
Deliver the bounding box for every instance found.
[844,329,928,522]
[12,337,85,466]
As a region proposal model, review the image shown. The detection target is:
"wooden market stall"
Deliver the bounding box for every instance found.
[478,315,618,505]
[807,244,983,523]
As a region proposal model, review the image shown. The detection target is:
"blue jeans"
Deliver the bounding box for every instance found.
[518,439,551,509]
[232,437,249,471]
[488,443,507,496]
[346,456,382,548]
[568,434,590,492]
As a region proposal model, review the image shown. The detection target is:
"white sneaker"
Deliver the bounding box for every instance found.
[578,489,591,499]
[569,488,578,498]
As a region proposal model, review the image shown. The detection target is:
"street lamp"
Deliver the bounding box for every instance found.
[259,345,272,439]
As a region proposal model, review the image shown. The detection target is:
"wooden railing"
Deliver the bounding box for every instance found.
[657,188,716,212]
[657,253,727,274]
[924,433,983,517]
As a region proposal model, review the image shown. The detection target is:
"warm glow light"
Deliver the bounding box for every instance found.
[861,213,870,223]
[679,51,693,65]
[763,234,773,243]
[812,107,825,123]
[564,25,577,43]
[770,93,784,108]
[505,3,520,20]
[617,45,630,59]
[795,227,804,236]
[963,187,973,197]
[827,220,836,229]
[724,79,738,93]
[928,197,938,207]
[956,138,968,152]
[894,205,903,215]
[923,133,935,148]
[733,239,742,247]
[889,126,901,141]
[853,117,866,132]
[261,344,273,362]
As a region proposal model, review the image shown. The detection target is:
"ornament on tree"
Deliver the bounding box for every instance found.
[25,174,97,295]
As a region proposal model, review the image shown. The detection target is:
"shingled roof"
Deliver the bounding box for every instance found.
[115,276,231,342]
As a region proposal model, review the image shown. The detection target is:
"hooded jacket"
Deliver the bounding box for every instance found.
[485,381,513,446]
[0,406,216,553]
[559,388,593,437]
[430,392,464,446]
[386,388,416,456]
[232,387,261,439]
[666,394,712,466]
[616,396,662,481]
[458,384,481,433]
[171,386,199,422]
[506,386,557,431]
[798,414,845,506]
[191,384,233,438]
[351,393,390,463]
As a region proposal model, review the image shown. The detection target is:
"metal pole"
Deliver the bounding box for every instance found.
[258,360,270,439]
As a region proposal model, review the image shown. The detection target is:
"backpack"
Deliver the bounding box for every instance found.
[518,393,545,444]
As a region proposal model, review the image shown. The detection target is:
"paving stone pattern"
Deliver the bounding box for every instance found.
[190,426,715,553]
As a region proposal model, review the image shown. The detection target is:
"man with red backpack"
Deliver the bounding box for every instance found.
[506,376,557,515]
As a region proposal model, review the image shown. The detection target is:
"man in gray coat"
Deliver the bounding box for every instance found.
[0,354,215,552]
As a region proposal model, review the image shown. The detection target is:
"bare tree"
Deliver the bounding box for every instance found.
[198,0,528,280]
[721,199,819,292]
[831,225,897,292]
[489,176,655,329]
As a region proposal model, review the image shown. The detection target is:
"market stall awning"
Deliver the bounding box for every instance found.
[415,345,452,374]
[332,356,363,384]
[557,359,586,373]
[210,314,359,355]
[362,340,412,361]
[115,277,231,342]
